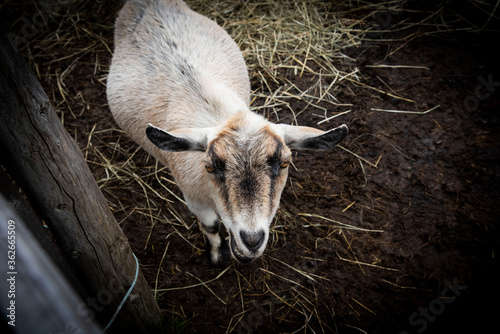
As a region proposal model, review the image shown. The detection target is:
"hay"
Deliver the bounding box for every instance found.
[4,0,499,332]
[188,0,362,126]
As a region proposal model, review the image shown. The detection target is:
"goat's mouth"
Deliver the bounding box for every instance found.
[229,231,254,263]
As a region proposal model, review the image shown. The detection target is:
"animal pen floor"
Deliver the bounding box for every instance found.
[2,1,500,333]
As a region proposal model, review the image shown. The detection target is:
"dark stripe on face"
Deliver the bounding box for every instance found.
[208,145,232,215]
[208,145,226,182]
[220,178,232,215]
[269,176,276,214]
[267,140,284,213]
[240,169,259,200]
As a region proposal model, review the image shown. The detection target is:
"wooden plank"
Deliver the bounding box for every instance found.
[0,194,102,333]
[0,166,87,298]
[0,23,161,333]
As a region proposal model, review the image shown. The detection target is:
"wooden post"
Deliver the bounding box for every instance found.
[0,24,162,333]
[0,166,87,298]
[0,194,102,334]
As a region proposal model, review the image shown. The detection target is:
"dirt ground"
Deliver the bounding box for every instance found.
[3,1,500,333]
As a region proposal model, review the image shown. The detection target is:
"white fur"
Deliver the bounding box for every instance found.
[107,0,347,264]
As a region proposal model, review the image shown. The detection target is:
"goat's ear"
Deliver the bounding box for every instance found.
[275,124,348,151]
[146,124,210,152]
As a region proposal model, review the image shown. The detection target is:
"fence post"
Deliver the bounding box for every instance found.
[0,23,162,333]
[0,193,103,333]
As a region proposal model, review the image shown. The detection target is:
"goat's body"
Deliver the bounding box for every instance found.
[108,0,348,264]
[108,0,251,218]
[109,0,250,138]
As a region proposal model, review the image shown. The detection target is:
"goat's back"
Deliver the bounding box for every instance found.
[107,0,250,140]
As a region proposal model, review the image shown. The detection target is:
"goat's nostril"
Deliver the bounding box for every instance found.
[240,230,265,252]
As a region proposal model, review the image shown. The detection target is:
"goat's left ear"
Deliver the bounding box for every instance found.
[146,123,211,152]
[274,124,348,151]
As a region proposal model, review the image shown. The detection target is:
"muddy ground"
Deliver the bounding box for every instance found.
[3,1,500,333]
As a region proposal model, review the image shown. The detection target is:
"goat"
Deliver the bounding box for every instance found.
[107,0,348,264]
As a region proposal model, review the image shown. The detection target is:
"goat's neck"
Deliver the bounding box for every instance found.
[206,81,250,122]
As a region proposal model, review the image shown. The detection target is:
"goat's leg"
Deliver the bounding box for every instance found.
[199,219,230,265]
[189,205,228,264]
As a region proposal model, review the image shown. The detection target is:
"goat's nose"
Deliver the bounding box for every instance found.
[240,230,266,252]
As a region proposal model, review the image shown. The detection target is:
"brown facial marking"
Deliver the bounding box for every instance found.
[205,120,291,225]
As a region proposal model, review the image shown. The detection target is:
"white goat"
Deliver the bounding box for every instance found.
[107,0,348,264]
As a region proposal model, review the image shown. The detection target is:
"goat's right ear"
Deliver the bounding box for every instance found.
[146,124,210,152]
[273,123,348,151]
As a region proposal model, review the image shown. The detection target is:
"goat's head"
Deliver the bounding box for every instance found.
[146,113,347,263]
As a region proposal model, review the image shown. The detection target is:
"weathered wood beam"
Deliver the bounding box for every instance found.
[0,23,161,333]
[0,193,102,333]
[0,166,87,298]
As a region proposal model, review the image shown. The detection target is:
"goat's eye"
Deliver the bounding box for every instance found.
[205,164,215,173]
[281,160,290,169]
